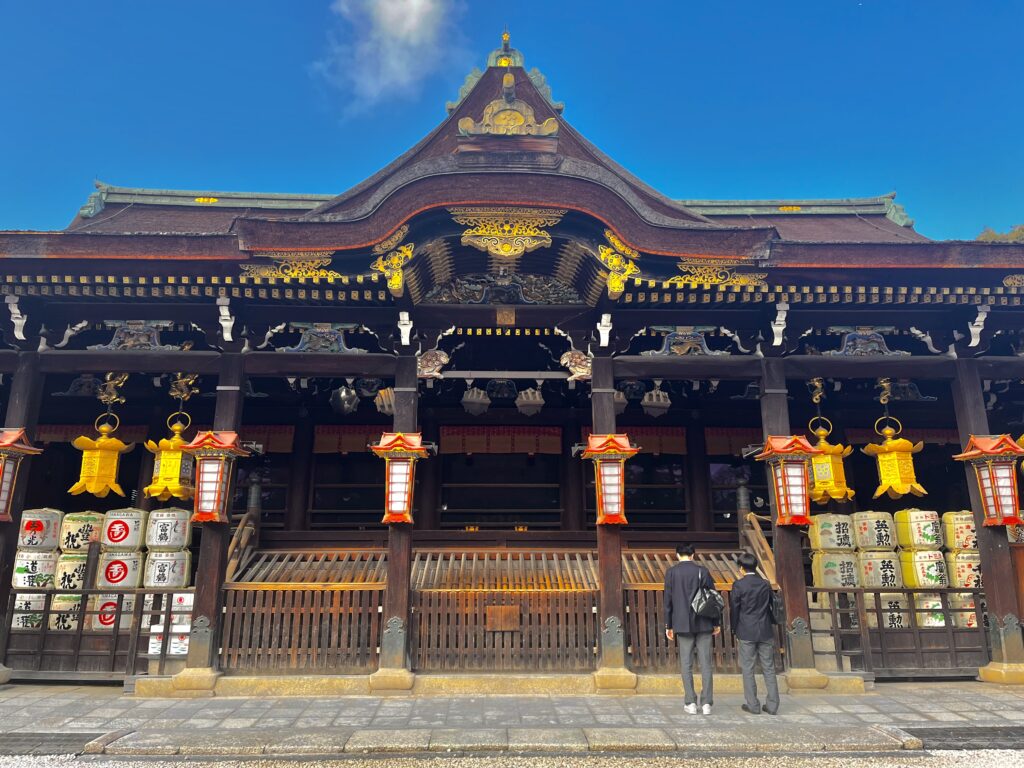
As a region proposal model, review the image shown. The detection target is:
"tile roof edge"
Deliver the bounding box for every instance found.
[678,193,915,227]
[79,181,335,218]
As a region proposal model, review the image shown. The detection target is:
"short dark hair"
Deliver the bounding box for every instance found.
[676,543,696,557]
[737,552,758,572]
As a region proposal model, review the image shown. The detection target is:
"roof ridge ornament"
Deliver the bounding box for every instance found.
[457,68,559,137]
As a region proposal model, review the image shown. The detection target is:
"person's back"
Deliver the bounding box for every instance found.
[664,544,720,715]
[730,552,780,715]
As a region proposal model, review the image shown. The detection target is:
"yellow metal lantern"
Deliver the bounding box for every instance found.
[861,417,926,500]
[807,417,855,504]
[755,435,821,526]
[955,435,1024,527]
[143,413,195,502]
[370,433,431,525]
[68,415,134,498]
[579,433,639,525]
[0,429,42,522]
[183,431,250,524]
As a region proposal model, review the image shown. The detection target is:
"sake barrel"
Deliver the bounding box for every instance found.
[942,511,977,551]
[96,551,143,589]
[808,514,855,552]
[950,592,979,629]
[945,550,982,589]
[144,550,192,589]
[148,624,191,656]
[145,508,192,551]
[90,594,137,632]
[47,594,83,631]
[852,511,896,551]
[858,551,904,589]
[914,593,947,628]
[865,593,909,630]
[811,551,859,588]
[54,553,88,591]
[12,549,57,589]
[142,591,193,627]
[58,512,104,552]
[894,509,943,551]
[101,508,148,552]
[10,593,45,630]
[899,549,948,588]
[18,508,63,550]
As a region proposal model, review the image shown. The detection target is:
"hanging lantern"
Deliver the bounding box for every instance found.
[370,433,432,525]
[807,417,855,504]
[954,435,1024,527]
[0,429,42,522]
[182,431,249,524]
[754,436,821,526]
[861,417,926,499]
[578,433,639,525]
[68,415,134,498]
[143,413,195,502]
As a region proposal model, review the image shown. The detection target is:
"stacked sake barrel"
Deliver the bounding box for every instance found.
[52,512,104,630]
[809,514,859,590]
[852,511,905,629]
[942,510,980,629]
[91,508,148,631]
[143,508,193,663]
[11,508,63,630]
[895,509,950,628]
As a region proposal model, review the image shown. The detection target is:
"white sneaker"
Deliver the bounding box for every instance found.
[683,703,698,715]
[701,703,713,715]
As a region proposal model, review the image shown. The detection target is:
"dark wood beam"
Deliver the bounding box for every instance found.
[243,353,397,377]
[782,355,957,380]
[614,355,763,380]
[38,350,222,374]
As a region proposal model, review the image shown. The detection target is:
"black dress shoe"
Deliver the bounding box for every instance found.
[741,704,762,714]
[763,707,779,715]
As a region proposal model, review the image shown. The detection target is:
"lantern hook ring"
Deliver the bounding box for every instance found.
[808,415,833,437]
[94,412,120,434]
[167,411,192,432]
[874,415,902,437]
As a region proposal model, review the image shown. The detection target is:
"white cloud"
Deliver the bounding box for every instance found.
[313,0,463,113]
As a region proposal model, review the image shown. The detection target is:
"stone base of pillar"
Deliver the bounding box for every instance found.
[978,661,1024,685]
[0,664,11,686]
[369,667,415,693]
[170,667,222,697]
[592,666,637,692]
[784,667,830,691]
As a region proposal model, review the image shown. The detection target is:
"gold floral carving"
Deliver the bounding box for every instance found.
[604,229,638,259]
[596,230,641,300]
[1003,274,1024,287]
[449,206,565,258]
[372,225,410,255]
[240,251,341,280]
[370,243,415,298]
[665,258,767,288]
[458,71,559,137]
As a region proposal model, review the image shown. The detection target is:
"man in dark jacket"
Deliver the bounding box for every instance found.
[730,552,780,715]
[664,543,720,715]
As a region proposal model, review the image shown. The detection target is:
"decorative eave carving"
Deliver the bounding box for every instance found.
[641,327,729,357]
[87,321,177,352]
[370,243,415,298]
[424,271,582,305]
[665,257,767,288]
[240,251,341,280]
[449,206,565,259]
[823,326,909,357]
[457,70,559,138]
[277,323,367,354]
[596,229,640,300]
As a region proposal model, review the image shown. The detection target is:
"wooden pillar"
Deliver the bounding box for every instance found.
[560,415,584,531]
[950,359,1024,680]
[285,409,313,531]
[183,354,245,680]
[687,417,712,532]
[373,354,418,689]
[0,353,43,644]
[592,356,634,688]
[759,358,820,678]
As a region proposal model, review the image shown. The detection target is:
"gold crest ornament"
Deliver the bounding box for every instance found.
[862,417,926,499]
[449,207,565,259]
[143,413,194,502]
[68,414,134,498]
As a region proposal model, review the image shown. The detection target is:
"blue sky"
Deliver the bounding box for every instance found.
[1,1,1021,240]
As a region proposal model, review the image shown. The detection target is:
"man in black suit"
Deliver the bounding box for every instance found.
[664,543,720,715]
[730,552,780,715]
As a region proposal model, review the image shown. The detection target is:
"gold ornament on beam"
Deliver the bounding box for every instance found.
[239,251,341,280]
[664,258,767,288]
[370,243,415,298]
[597,230,640,300]
[861,416,926,500]
[449,206,565,259]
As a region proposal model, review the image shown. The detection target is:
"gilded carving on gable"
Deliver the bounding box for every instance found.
[449,206,565,258]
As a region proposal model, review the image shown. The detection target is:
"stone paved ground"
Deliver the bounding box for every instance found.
[0,681,1021,756]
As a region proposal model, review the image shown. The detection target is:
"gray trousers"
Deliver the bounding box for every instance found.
[676,632,713,706]
[738,639,780,712]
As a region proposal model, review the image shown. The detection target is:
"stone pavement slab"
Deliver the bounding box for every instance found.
[345,728,432,753]
[507,727,589,752]
[584,727,677,751]
[429,728,508,752]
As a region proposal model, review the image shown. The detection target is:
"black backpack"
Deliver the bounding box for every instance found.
[770,591,786,625]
